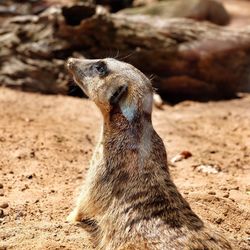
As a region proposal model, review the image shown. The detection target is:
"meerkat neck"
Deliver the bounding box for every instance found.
[100,108,167,176]
[103,108,153,147]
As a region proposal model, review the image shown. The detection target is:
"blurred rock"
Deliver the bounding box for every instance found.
[95,0,134,12]
[0,209,4,218]
[0,3,250,99]
[0,203,8,209]
[0,0,51,16]
[120,0,230,26]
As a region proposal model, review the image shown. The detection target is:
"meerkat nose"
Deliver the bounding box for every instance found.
[66,58,76,71]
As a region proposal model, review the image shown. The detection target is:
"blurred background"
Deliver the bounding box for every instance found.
[0,1,250,250]
[1,0,250,101]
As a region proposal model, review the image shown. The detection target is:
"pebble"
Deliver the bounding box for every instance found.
[223,193,229,198]
[215,217,223,224]
[245,185,250,195]
[208,191,216,195]
[171,151,192,163]
[0,203,8,209]
[0,209,4,218]
[0,184,3,189]
[194,164,221,174]
[26,174,33,179]
[0,137,6,142]
[15,212,24,220]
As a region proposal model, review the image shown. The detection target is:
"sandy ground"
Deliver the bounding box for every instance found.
[0,87,249,250]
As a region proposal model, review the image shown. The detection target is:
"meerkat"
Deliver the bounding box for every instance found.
[66,57,232,250]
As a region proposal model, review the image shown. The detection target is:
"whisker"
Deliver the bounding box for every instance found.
[119,50,137,62]
[149,74,156,81]
[114,50,120,59]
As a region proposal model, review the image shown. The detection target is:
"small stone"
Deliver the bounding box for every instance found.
[208,191,216,195]
[223,193,229,198]
[0,184,3,189]
[194,164,221,174]
[230,186,239,191]
[245,185,250,195]
[209,150,218,154]
[30,150,36,158]
[215,217,223,224]
[171,151,192,163]
[0,209,4,218]
[0,137,6,142]
[15,211,24,220]
[21,184,29,191]
[0,203,8,209]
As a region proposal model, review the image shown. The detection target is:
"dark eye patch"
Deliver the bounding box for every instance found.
[110,85,128,105]
[91,61,108,77]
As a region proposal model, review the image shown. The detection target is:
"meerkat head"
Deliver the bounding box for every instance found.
[66,58,153,122]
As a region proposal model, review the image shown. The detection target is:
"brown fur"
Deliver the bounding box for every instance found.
[66,57,232,250]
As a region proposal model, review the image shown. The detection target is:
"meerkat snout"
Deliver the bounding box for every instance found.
[66,58,74,70]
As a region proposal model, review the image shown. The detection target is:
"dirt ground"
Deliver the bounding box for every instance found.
[0,87,249,250]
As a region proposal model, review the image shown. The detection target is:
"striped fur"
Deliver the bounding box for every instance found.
[66,58,232,250]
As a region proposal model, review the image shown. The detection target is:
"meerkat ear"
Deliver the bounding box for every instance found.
[109,85,128,105]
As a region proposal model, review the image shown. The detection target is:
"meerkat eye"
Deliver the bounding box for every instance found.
[110,85,128,105]
[92,61,108,76]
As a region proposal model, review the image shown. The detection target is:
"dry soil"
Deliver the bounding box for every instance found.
[0,87,249,250]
